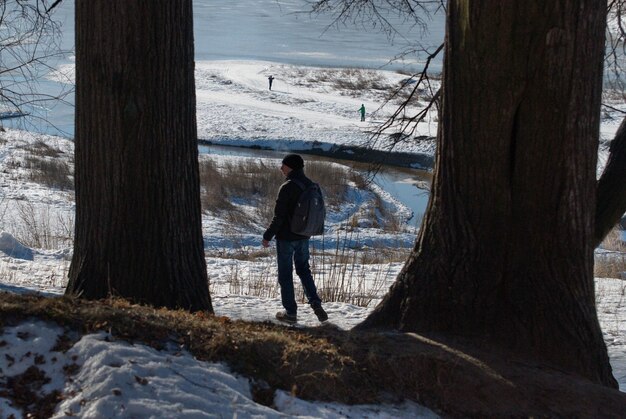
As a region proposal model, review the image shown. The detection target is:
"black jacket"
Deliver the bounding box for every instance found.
[263,169,313,241]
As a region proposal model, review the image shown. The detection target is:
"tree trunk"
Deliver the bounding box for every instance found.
[359,1,617,387]
[66,0,212,312]
[595,118,626,246]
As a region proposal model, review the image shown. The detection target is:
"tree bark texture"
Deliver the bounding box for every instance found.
[595,118,626,246]
[66,0,212,312]
[360,1,617,387]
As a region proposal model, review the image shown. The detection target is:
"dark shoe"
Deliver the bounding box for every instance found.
[276,311,297,324]
[313,305,328,322]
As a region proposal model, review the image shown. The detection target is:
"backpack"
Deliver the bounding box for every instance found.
[290,178,325,236]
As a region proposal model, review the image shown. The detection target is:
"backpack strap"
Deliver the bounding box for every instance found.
[290,178,306,191]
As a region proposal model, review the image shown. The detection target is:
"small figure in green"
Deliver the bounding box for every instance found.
[358,104,365,122]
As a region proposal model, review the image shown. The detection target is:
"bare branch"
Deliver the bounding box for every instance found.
[0,0,70,131]
[307,0,444,42]
[363,42,442,163]
[306,0,445,167]
[596,118,626,247]
[46,0,64,15]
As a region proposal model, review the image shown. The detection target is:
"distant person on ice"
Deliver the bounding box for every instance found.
[262,154,328,324]
[268,75,275,90]
[358,104,366,121]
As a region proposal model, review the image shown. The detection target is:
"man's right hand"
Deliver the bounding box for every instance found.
[262,239,270,248]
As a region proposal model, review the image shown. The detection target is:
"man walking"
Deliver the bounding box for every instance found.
[268,75,275,90]
[358,104,366,122]
[262,154,328,324]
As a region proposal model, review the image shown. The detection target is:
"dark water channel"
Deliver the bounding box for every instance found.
[199,144,432,227]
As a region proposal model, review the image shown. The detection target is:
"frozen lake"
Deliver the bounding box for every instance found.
[191,0,445,69]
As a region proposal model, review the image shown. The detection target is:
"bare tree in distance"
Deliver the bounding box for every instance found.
[0,0,71,132]
[606,0,626,91]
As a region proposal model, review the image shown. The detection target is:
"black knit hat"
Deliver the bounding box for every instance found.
[282,154,304,170]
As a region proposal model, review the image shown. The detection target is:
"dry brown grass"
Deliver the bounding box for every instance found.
[595,225,626,279]
[308,231,408,307]
[13,200,74,250]
[306,68,387,88]
[290,67,393,98]
[198,157,355,225]
[198,158,234,213]
[595,255,626,279]
[25,140,64,158]
[198,155,412,239]
[1,139,73,190]
[600,225,626,252]
[226,263,279,299]
[25,156,73,190]
[330,69,389,94]
[205,247,273,261]
[212,235,407,308]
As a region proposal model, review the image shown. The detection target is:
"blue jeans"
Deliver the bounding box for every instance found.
[276,239,322,315]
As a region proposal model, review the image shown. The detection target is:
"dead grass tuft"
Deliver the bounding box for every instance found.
[25,156,73,190]
[600,225,626,253]
[299,68,391,96]
[198,157,354,226]
[595,225,626,279]
[13,200,74,250]
[595,254,626,279]
[25,140,64,158]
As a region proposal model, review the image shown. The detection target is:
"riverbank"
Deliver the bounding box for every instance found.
[198,138,435,170]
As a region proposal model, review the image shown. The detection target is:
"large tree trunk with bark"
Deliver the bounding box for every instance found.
[66,0,212,312]
[359,1,617,387]
[596,119,626,246]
